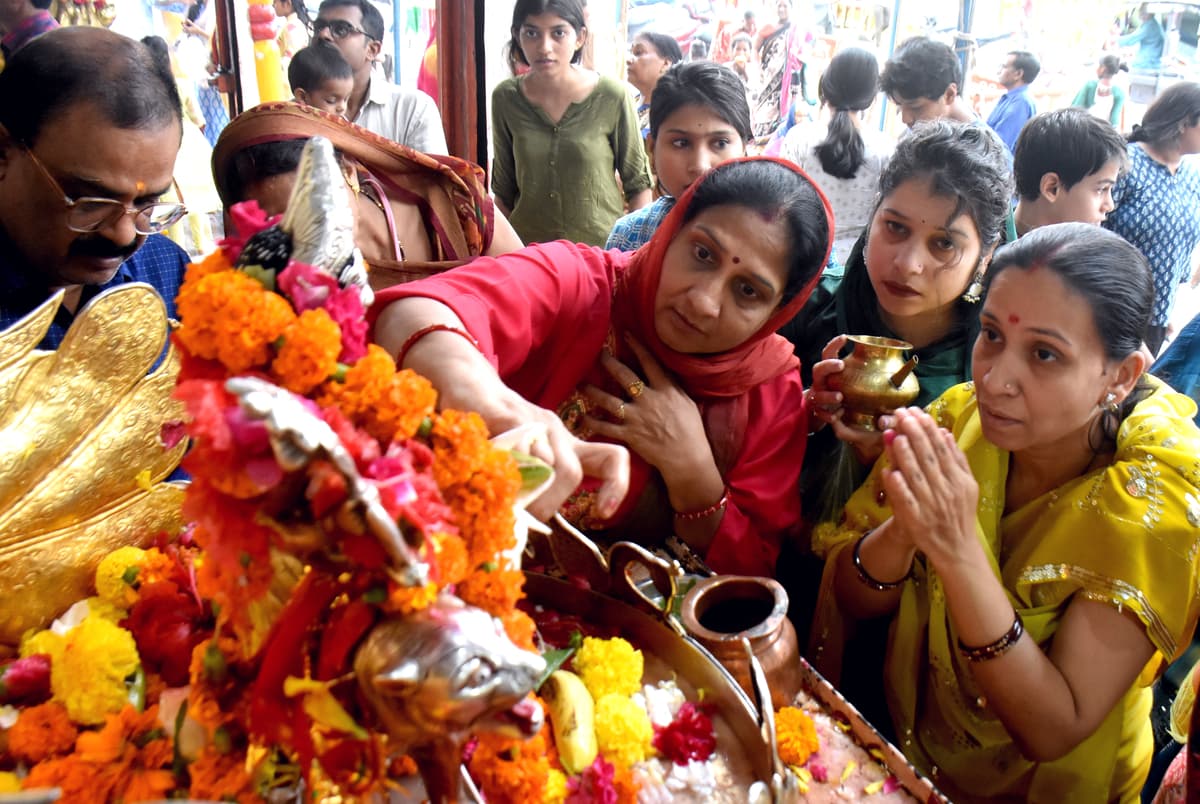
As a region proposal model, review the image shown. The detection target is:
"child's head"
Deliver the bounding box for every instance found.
[1097,53,1125,79]
[864,121,1013,335]
[288,41,353,118]
[648,61,751,198]
[730,33,753,59]
[508,0,587,68]
[1013,108,1126,227]
[880,36,962,127]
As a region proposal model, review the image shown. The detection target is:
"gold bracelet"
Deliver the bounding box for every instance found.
[852,531,910,591]
[958,612,1024,662]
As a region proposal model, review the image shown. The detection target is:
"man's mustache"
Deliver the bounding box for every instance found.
[68,236,139,261]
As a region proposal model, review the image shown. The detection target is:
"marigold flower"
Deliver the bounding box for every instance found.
[383,582,438,616]
[187,745,260,803]
[319,346,437,444]
[94,546,148,608]
[271,308,343,395]
[20,629,64,662]
[50,616,140,725]
[499,609,538,653]
[429,531,469,587]
[0,772,19,793]
[775,706,820,766]
[22,755,118,804]
[176,269,296,373]
[457,567,525,618]
[7,701,78,764]
[593,694,654,770]
[469,730,552,804]
[573,637,644,701]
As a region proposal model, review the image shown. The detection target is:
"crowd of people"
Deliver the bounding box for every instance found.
[2,0,1200,801]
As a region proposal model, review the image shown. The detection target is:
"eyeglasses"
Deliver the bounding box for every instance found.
[313,18,375,40]
[23,147,187,236]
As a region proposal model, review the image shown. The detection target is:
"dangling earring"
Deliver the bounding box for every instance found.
[1102,391,1119,414]
[962,272,985,303]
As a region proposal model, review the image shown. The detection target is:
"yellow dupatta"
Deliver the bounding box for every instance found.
[810,379,1200,802]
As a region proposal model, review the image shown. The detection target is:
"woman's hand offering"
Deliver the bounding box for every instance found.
[582,336,711,475]
[809,335,886,464]
[880,407,979,569]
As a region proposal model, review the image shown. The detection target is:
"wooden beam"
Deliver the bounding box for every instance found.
[437,0,482,164]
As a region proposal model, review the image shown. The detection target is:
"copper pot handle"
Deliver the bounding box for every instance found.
[607,541,684,635]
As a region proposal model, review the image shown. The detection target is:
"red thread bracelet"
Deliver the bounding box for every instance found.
[673,489,729,522]
[395,323,480,367]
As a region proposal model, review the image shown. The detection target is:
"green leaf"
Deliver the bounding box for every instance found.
[362,587,387,604]
[121,565,140,586]
[126,665,146,712]
[172,698,189,777]
[535,630,583,691]
[512,450,553,492]
[242,263,277,291]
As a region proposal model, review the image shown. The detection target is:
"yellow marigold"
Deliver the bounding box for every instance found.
[318,346,437,444]
[543,768,567,803]
[82,597,126,624]
[0,772,19,793]
[593,694,653,770]
[775,706,819,766]
[51,616,141,725]
[20,629,64,661]
[271,307,342,395]
[176,270,296,373]
[573,637,644,701]
[94,546,147,608]
[383,581,438,616]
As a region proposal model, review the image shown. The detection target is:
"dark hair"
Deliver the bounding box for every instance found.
[689,39,708,59]
[814,47,878,179]
[649,61,752,143]
[1013,108,1126,200]
[880,36,961,102]
[1129,81,1200,146]
[0,27,182,146]
[286,0,313,30]
[31,0,52,8]
[288,40,352,94]
[683,159,829,303]
[637,31,682,64]
[730,32,753,50]
[140,34,172,76]
[317,0,383,41]
[983,222,1153,449]
[216,138,310,207]
[508,0,586,67]
[876,120,1013,250]
[1098,54,1126,77]
[1006,50,1041,84]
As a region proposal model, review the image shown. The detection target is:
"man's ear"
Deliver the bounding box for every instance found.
[367,37,382,61]
[943,83,959,105]
[1039,172,1062,202]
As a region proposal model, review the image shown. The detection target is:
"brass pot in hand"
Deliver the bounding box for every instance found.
[835,335,920,431]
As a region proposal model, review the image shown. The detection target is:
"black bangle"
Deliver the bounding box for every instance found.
[958,612,1024,662]
[852,531,910,591]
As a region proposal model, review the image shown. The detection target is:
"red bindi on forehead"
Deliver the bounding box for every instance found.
[732,256,741,264]
[1008,314,1020,324]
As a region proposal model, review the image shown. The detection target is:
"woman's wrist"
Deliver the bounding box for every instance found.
[853,524,916,592]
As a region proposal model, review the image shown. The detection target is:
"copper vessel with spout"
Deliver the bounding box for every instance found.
[835,335,920,430]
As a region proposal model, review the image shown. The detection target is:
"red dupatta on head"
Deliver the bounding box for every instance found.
[611,156,833,402]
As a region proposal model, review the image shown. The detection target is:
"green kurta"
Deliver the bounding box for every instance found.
[490,74,652,247]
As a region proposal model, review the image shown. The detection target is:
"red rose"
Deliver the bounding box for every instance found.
[124,581,211,686]
[653,701,717,765]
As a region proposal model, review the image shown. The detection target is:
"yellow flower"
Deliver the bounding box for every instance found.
[593,694,653,769]
[51,616,140,725]
[20,629,64,662]
[0,771,20,793]
[543,768,568,803]
[94,546,147,608]
[83,597,126,624]
[573,637,643,701]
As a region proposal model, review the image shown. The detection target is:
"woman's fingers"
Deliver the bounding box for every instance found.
[583,384,627,422]
[526,424,586,522]
[600,351,650,398]
[576,440,631,519]
[624,336,669,387]
[820,334,848,362]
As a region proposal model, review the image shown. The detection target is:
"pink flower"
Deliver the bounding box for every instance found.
[653,701,716,764]
[0,654,52,704]
[566,755,618,804]
[323,287,368,363]
[220,200,280,262]
[278,260,339,313]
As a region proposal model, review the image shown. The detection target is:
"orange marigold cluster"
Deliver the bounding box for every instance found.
[317,345,437,444]
[175,262,296,373]
[468,728,553,804]
[7,701,78,764]
[428,531,470,588]
[458,568,526,618]
[271,308,343,395]
[775,706,820,766]
[188,745,262,803]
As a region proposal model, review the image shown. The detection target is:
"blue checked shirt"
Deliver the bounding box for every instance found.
[1104,145,1200,326]
[606,196,676,251]
[0,234,189,349]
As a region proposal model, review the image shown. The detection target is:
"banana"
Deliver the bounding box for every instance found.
[542,669,599,774]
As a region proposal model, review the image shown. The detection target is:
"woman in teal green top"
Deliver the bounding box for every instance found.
[492,0,652,246]
[1071,55,1128,128]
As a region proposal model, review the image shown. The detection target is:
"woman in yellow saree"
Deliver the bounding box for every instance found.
[811,223,1200,802]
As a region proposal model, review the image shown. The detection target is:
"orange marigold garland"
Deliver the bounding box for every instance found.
[7,701,78,764]
[271,307,343,395]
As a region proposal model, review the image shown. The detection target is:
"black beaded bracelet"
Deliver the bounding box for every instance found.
[852,531,911,592]
[958,612,1024,662]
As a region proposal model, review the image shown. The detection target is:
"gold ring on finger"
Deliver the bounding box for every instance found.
[627,380,645,399]
[616,402,626,422]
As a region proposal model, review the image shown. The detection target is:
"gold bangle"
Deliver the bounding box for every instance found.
[958,612,1024,662]
[852,531,910,591]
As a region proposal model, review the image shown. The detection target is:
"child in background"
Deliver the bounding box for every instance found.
[288,41,353,118]
[725,32,758,88]
[606,60,751,251]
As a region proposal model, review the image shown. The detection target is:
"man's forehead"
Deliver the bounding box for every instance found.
[318,4,361,21]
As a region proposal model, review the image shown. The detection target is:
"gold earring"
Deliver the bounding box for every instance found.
[962,272,985,304]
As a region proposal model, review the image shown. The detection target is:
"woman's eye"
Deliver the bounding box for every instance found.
[883,220,905,235]
[671,138,690,149]
[932,237,955,252]
[1034,347,1058,363]
[713,138,731,150]
[735,280,760,300]
[980,326,1000,343]
[693,244,713,262]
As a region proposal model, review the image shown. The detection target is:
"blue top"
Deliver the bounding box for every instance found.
[606,195,676,251]
[0,234,188,349]
[986,85,1036,155]
[1104,145,1200,326]
[1119,17,1165,71]
[1154,313,1200,423]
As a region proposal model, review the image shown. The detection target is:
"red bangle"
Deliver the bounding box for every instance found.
[395,323,480,367]
[673,489,729,522]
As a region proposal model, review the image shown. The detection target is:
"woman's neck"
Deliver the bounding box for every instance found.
[1143,140,1183,173]
[877,303,956,350]
[1006,428,1105,511]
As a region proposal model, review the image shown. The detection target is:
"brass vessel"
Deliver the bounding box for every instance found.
[836,335,920,431]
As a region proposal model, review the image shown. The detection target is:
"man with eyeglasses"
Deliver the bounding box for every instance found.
[313,0,447,154]
[0,27,190,350]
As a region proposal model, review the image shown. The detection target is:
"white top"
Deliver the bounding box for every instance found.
[353,67,448,155]
[781,121,894,264]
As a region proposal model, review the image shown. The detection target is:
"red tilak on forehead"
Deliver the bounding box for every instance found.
[1008,314,1020,325]
[732,256,741,264]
